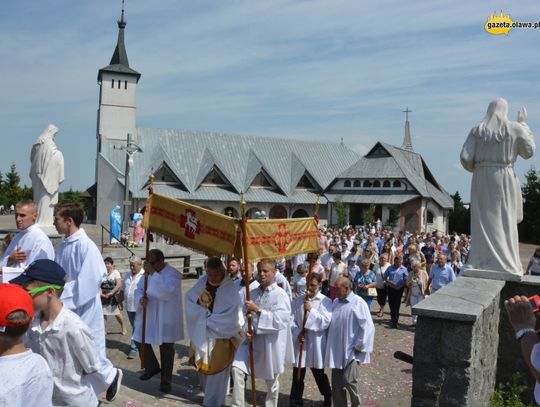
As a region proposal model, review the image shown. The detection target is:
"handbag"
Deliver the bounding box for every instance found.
[367,287,378,297]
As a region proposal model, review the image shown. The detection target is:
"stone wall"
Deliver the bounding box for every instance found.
[411,277,505,407]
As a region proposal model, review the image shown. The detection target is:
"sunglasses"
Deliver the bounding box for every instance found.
[26,284,62,296]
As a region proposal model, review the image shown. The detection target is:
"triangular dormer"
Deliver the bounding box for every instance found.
[250,170,274,188]
[365,143,391,158]
[296,171,319,190]
[153,162,188,190]
[199,166,235,191]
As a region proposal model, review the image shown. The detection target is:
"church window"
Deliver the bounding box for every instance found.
[202,168,227,186]
[297,174,315,189]
[427,210,434,224]
[118,80,121,89]
[393,180,401,188]
[353,180,360,187]
[373,180,381,188]
[344,180,351,188]
[111,79,115,88]
[124,80,127,89]
[383,180,390,188]
[251,171,273,188]
[363,180,372,188]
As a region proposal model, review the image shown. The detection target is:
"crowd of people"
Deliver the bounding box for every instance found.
[3,199,540,406]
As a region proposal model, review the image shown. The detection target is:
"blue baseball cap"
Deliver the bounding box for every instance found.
[10,259,66,286]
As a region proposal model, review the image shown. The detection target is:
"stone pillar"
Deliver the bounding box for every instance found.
[411,277,505,407]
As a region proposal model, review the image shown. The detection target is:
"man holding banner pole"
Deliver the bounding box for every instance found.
[134,249,183,393]
[232,259,294,407]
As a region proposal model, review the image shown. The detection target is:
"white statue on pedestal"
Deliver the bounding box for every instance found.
[460,98,535,278]
[30,124,65,228]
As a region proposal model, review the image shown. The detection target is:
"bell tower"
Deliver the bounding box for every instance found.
[96,0,141,149]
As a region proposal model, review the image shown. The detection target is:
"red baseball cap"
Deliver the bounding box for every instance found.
[0,283,34,331]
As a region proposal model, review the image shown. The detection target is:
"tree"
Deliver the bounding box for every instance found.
[448,191,470,234]
[334,200,346,228]
[387,207,399,229]
[59,188,84,205]
[2,163,22,207]
[362,204,376,226]
[519,167,540,244]
[20,185,33,201]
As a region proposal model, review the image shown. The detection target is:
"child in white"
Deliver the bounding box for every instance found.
[0,283,53,407]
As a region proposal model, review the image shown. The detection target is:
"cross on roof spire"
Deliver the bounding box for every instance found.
[120,0,125,23]
[403,106,412,122]
[401,106,414,151]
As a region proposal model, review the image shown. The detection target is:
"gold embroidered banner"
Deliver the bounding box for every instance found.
[243,217,319,262]
[142,193,237,256]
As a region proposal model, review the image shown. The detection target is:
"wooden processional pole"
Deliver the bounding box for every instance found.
[140,173,154,369]
[296,196,320,379]
[240,195,257,407]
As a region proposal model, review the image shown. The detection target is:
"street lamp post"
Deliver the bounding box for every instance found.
[114,133,142,235]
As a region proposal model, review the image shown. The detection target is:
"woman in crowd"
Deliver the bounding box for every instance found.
[100,257,126,335]
[404,243,426,271]
[373,253,390,317]
[361,245,379,270]
[526,247,540,276]
[352,258,377,308]
[404,261,429,327]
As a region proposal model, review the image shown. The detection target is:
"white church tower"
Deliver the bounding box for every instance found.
[96,3,140,149]
[94,3,141,227]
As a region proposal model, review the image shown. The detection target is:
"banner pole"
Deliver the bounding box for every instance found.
[140,173,154,370]
[240,194,257,407]
[296,197,320,380]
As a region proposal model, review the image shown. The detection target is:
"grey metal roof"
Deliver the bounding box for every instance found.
[325,192,420,205]
[337,142,453,209]
[144,182,327,205]
[101,129,357,204]
[101,129,452,209]
[338,156,405,179]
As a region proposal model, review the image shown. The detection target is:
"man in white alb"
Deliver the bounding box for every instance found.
[231,259,293,407]
[0,200,54,277]
[186,257,243,407]
[54,202,122,401]
[325,276,375,407]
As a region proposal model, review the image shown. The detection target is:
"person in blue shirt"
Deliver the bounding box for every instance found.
[352,259,376,308]
[383,255,408,328]
[427,253,456,294]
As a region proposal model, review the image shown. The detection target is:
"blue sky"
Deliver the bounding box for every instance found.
[1,0,539,201]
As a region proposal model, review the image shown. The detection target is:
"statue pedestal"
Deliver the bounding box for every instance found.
[461,266,523,282]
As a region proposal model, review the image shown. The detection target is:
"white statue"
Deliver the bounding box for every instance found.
[30,124,65,227]
[460,98,535,277]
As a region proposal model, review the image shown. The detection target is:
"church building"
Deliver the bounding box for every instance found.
[92,11,453,234]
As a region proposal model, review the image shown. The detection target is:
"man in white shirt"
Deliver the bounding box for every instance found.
[186,257,243,407]
[325,276,375,407]
[290,273,332,407]
[232,259,294,407]
[53,203,122,401]
[134,249,183,393]
[124,255,144,359]
[0,200,54,276]
[328,252,346,301]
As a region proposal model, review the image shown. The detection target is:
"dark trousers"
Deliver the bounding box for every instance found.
[141,342,175,386]
[386,286,404,325]
[290,367,332,406]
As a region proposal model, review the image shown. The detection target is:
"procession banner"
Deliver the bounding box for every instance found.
[142,193,237,256]
[243,217,319,262]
